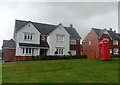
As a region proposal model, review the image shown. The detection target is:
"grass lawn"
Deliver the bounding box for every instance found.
[0,63,2,84]
[2,58,119,83]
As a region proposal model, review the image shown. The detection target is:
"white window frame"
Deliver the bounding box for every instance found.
[113,48,119,55]
[89,41,91,45]
[70,38,76,45]
[22,48,34,54]
[113,40,118,45]
[56,47,64,55]
[24,32,33,41]
[110,49,112,54]
[56,34,64,42]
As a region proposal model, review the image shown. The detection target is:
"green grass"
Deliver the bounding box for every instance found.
[2,58,118,83]
[0,63,2,84]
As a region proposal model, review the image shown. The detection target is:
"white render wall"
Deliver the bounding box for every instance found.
[47,25,70,55]
[15,23,40,56]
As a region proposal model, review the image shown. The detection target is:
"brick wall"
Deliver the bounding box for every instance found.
[83,29,99,59]
[70,39,81,55]
[3,49,16,62]
[15,56,32,61]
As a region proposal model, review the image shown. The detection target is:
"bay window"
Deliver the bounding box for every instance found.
[22,48,34,54]
[56,47,64,55]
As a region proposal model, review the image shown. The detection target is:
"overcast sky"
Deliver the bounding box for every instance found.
[0,1,119,49]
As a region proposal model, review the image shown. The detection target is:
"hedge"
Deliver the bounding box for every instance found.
[32,55,87,60]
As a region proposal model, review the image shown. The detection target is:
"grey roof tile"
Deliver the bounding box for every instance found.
[3,39,16,49]
[82,33,90,43]
[92,28,120,40]
[15,20,81,39]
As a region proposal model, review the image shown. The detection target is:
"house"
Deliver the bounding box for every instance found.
[2,19,81,62]
[82,28,120,59]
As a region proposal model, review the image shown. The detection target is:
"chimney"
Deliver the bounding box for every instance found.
[113,30,116,33]
[109,28,112,31]
[69,24,73,28]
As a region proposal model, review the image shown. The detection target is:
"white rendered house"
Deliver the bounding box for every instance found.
[3,19,81,61]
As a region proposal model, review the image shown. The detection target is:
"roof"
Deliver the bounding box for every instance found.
[92,28,120,40]
[82,33,90,43]
[117,33,120,39]
[92,28,106,38]
[19,42,49,48]
[65,27,81,39]
[2,39,16,49]
[15,20,81,39]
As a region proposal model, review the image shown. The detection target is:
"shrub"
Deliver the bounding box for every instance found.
[111,55,120,58]
[35,55,87,60]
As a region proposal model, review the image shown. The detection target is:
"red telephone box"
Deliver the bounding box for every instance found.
[99,40,110,60]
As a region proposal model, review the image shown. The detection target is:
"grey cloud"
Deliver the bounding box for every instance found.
[0,2,118,48]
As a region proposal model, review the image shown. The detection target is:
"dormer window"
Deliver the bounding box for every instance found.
[24,33,33,40]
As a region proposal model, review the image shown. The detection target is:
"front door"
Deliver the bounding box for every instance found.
[40,49,47,55]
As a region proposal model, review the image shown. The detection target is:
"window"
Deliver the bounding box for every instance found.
[70,38,76,45]
[22,48,25,54]
[24,33,33,40]
[113,48,119,54]
[56,47,64,55]
[22,48,34,54]
[41,35,45,41]
[113,40,118,45]
[103,38,109,41]
[26,48,28,54]
[56,34,64,42]
[89,41,91,45]
[110,49,112,54]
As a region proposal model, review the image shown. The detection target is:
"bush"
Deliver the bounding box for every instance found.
[33,55,87,60]
[110,55,120,58]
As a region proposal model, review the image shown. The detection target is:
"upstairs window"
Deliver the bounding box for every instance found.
[56,34,64,42]
[24,33,33,40]
[70,38,76,45]
[113,40,118,45]
[89,41,91,45]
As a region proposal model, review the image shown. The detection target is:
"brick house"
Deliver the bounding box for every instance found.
[82,28,120,59]
[2,20,81,62]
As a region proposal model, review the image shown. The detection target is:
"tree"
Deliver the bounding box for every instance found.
[54,51,58,55]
